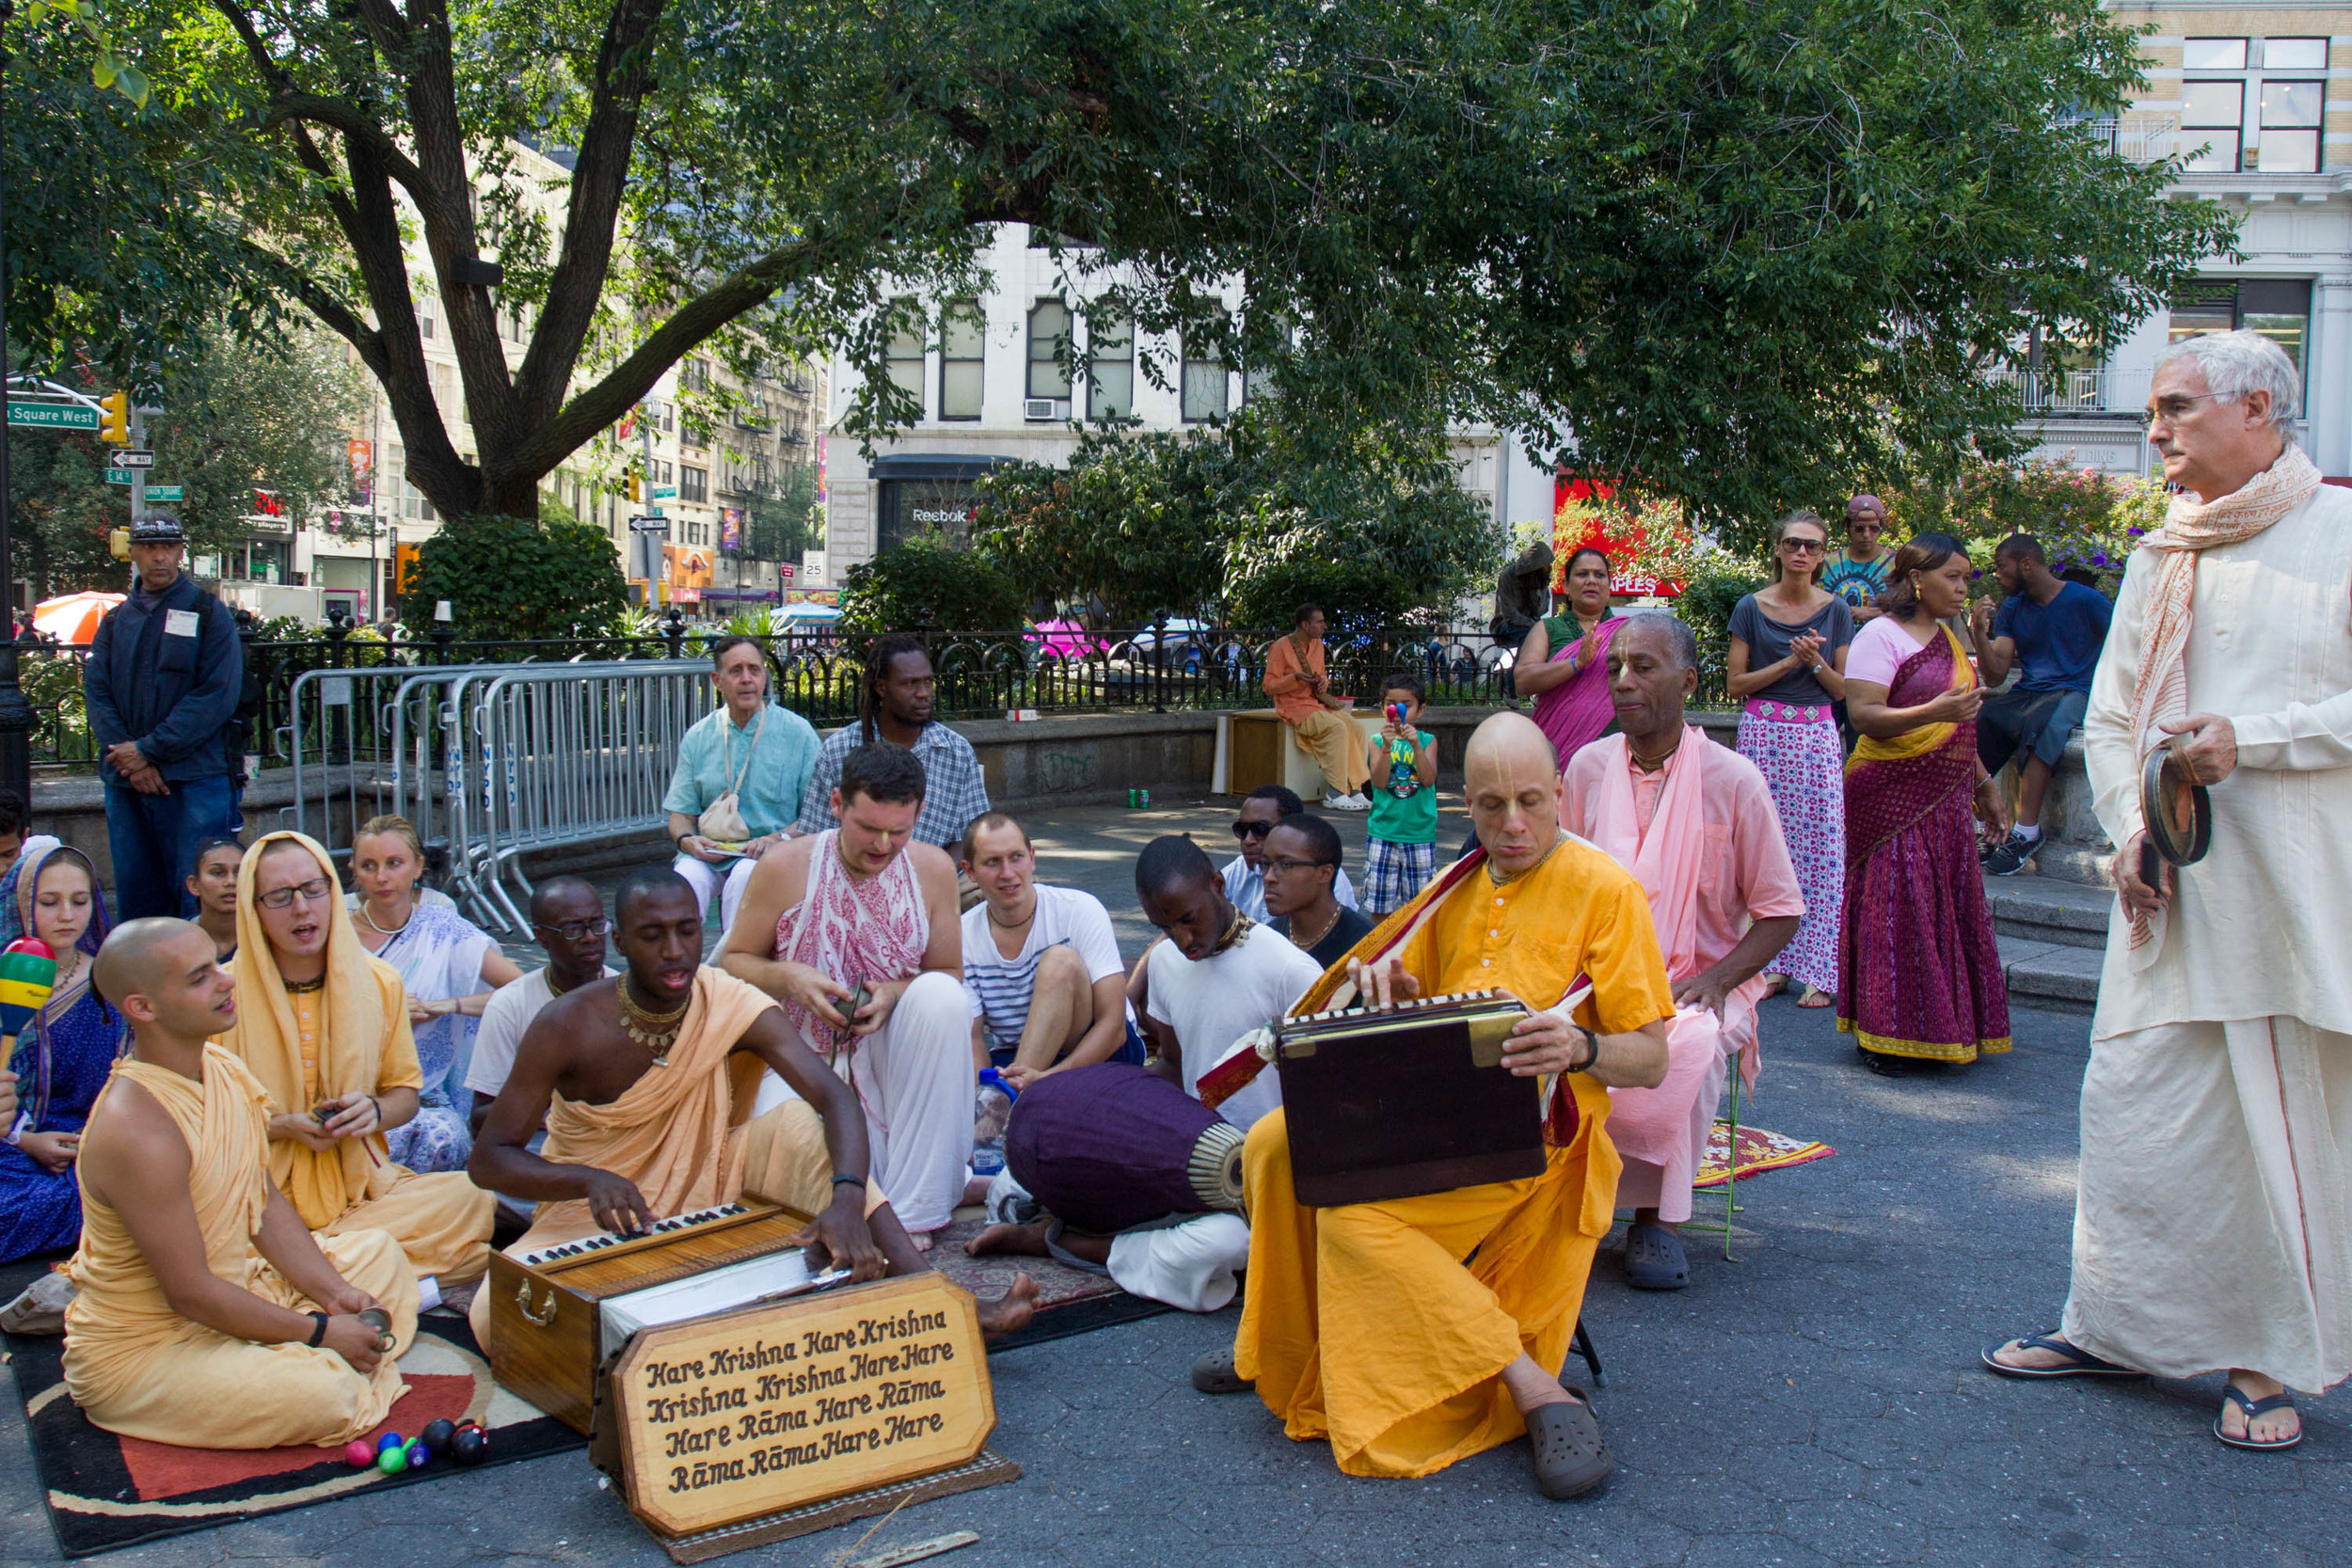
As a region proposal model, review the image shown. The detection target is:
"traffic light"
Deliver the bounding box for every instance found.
[626,467,644,503]
[98,390,131,446]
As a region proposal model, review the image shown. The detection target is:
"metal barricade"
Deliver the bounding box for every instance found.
[460,662,709,933]
[283,662,491,852]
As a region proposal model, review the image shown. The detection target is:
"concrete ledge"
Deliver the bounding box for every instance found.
[1984,875,2112,951]
[1998,932,2105,1016]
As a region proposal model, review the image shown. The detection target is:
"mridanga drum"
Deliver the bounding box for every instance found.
[1004,1063,1245,1235]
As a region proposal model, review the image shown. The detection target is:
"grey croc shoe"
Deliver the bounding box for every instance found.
[1623,1222,1690,1291]
[0,1271,77,1337]
[1526,1395,1613,1499]
[1191,1347,1254,1395]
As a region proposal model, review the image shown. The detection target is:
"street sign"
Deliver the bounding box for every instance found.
[112,449,155,469]
[627,515,669,534]
[651,484,677,499]
[7,402,99,431]
[145,484,183,501]
[105,468,135,485]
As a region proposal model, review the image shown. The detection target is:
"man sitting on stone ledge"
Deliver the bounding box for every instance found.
[469,866,1035,1355]
[1263,605,1372,811]
[1194,712,1673,1501]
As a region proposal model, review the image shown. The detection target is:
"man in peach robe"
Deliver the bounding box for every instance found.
[67,918,417,1449]
[1263,604,1371,808]
[1192,713,1673,1500]
[1561,615,1804,1291]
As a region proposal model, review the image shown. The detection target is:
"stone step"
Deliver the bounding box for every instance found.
[1998,931,2104,1017]
[1982,870,2115,950]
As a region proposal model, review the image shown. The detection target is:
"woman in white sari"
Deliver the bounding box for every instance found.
[347,816,522,1171]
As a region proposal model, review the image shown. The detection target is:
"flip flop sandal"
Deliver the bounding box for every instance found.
[1191,1346,1254,1396]
[1623,1222,1689,1291]
[2215,1386,2302,1451]
[1979,1332,2140,1380]
[1526,1395,1613,1499]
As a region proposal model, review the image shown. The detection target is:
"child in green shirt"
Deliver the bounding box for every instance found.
[1362,673,1440,915]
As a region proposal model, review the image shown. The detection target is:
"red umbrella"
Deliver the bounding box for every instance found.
[32,591,125,645]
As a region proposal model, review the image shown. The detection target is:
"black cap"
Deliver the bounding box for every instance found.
[128,514,185,544]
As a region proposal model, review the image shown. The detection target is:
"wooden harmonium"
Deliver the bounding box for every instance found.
[487,1200,850,1434]
[1274,989,1545,1208]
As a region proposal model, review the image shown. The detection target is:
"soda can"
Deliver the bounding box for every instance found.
[1137,788,1151,808]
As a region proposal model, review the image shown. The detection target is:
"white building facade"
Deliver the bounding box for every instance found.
[2018,13,2350,480]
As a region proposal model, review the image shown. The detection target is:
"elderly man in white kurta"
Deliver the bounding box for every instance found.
[1984,329,2352,1453]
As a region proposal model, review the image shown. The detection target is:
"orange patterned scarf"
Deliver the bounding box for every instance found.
[2122,442,2321,964]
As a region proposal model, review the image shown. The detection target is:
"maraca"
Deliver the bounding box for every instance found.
[0,938,57,1064]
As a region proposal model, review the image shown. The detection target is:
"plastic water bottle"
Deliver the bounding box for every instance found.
[972,1069,1014,1177]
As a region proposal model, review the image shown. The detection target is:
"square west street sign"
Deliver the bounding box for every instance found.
[6,401,99,431]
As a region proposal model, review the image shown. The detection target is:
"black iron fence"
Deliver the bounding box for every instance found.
[23,610,1731,770]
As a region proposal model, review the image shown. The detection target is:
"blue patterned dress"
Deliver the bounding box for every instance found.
[362,898,497,1173]
[1,844,119,1262]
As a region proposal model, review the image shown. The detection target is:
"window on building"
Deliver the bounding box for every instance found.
[683,358,710,392]
[2257,77,2324,173]
[1182,309,1231,422]
[1027,300,1072,402]
[2168,278,2312,412]
[940,300,985,420]
[417,298,437,341]
[883,300,925,413]
[2264,37,2328,71]
[1087,314,1134,420]
[2183,37,2248,71]
[2180,78,2245,171]
[681,466,707,503]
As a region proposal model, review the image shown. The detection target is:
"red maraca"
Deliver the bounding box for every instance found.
[0,938,58,1070]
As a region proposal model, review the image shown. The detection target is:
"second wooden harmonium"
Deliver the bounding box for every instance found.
[1274,989,1545,1207]
[486,1200,849,1434]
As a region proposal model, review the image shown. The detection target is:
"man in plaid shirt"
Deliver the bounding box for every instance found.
[798,634,991,852]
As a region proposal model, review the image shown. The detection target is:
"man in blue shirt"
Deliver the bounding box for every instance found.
[83,515,245,920]
[663,635,821,931]
[1968,532,2114,876]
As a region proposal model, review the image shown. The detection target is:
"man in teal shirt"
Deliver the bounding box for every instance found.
[663,636,821,932]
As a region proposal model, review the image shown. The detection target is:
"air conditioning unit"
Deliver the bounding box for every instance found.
[1023,399,1070,421]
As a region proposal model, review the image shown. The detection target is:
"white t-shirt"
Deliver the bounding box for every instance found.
[1146,925,1323,1132]
[961,883,1127,1053]
[1220,854,1359,923]
[465,964,620,1101]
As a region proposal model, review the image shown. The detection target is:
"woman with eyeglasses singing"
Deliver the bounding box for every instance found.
[1725,511,1856,1009]
[342,816,522,1174]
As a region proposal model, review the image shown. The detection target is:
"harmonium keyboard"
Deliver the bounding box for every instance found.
[1273,989,1548,1208]
[486,1200,851,1433]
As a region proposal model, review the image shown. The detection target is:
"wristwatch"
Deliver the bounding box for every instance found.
[1571,1025,1600,1074]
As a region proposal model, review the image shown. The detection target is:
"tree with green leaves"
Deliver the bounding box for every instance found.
[5,323,367,599]
[21,0,2226,542]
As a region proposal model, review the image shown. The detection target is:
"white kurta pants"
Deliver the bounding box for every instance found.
[2063,1016,2352,1390]
[1107,1213,1252,1312]
[754,970,974,1233]
[671,852,758,937]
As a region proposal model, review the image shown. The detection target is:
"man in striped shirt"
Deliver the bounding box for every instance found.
[960,813,1140,1091]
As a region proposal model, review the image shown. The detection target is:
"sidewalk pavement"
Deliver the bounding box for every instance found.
[8,800,2346,1568]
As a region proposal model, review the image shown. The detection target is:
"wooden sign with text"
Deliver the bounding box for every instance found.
[610,1273,997,1540]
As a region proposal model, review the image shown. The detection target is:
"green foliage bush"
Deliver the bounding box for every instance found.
[837,531,1027,635]
[399,515,628,642]
[1885,458,2162,596]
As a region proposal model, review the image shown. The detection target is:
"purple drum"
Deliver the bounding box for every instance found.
[1005,1063,1246,1236]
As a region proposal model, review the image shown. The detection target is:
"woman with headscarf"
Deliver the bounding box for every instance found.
[0,841,121,1261]
[1516,546,1626,764]
[215,831,493,1306]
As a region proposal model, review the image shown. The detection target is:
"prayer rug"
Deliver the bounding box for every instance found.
[1692,1122,1836,1188]
[2,1261,582,1559]
[927,1212,1171,1353]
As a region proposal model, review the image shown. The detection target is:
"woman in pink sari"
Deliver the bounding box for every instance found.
[1515,546,1624,761]
[1837,534,2012,1073]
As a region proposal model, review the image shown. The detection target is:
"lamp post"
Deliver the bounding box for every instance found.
[0,0,38,806]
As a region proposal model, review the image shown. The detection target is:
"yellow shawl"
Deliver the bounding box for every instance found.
[214,831,420,1229]
[1848,625,1975,767]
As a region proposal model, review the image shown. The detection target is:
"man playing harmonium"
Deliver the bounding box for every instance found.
[1194,711,1674,1500]
[66,918,416,1449]
[723,743,977,1243]
[215,832,493,1311]
[1560,615,1803,1291]
[469,866,1036,1354]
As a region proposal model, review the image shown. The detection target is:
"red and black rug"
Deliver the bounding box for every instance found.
[2,1261,583,1559]
[923,1213,1172,1353]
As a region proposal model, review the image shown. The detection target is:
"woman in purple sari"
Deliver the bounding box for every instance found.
[0,842,119,1261]
[1837,534,2011,1072]
[1515,546,1624,762]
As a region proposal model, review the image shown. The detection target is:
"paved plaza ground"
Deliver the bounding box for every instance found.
[5,800,2346,1568]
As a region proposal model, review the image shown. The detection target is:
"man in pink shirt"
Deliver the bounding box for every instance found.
[1561,615,1804,1291]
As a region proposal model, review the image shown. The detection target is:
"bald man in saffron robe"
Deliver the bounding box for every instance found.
[1193,713,1674,1500]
